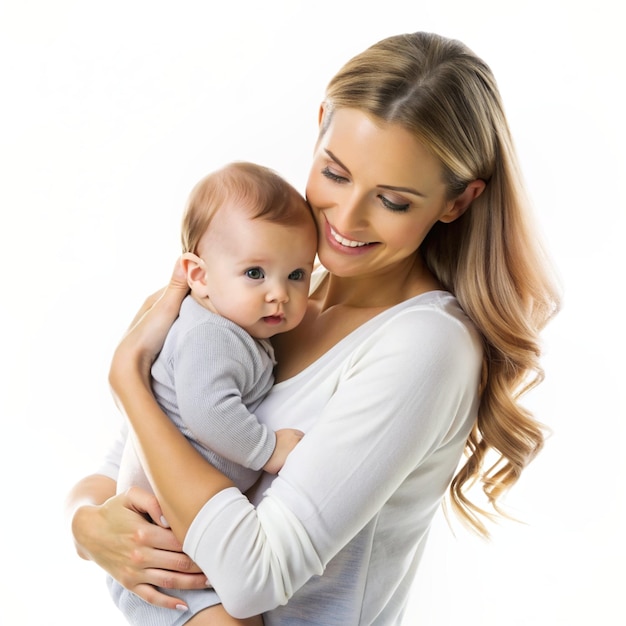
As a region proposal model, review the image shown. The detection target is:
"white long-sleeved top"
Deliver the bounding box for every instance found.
[99,280,483,625]
[185,281,482,623]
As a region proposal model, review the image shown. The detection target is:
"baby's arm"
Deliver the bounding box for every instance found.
[172,320,279,471]
[263,428,304,474]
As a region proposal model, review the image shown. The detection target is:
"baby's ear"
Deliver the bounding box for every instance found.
[180,252,209,296]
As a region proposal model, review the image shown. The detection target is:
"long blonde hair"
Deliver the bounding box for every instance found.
[325,32,561,536]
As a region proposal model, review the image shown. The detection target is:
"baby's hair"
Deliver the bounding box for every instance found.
[182,161,313,254]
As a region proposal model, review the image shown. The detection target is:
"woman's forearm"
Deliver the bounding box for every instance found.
[109,261,234,541]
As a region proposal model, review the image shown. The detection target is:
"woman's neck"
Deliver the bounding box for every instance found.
[272,255,442,382]
[314,254,440,311]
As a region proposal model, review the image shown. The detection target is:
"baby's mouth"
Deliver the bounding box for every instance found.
[263,314,284,324]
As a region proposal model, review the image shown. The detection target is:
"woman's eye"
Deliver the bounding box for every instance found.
[321,166,349,183]
[245,267,264,280]
[378,194,410,212]
[288,269,306,281]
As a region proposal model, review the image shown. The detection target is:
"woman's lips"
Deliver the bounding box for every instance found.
[324,220,376,253]
[329,224,370,248]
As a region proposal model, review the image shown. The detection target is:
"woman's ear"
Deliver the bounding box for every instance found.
[439,179,487,224]
[180,252,209,297]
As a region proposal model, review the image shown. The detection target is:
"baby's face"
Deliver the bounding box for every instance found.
[196,205,317,339]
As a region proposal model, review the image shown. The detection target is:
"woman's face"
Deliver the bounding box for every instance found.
[306,107,459,279]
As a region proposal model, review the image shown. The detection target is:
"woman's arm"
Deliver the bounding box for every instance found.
[67,262,210,611]
[109,260,234,540]
[183,303,483,618]
[109,278,483,617]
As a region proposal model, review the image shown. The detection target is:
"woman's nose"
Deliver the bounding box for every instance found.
[334,190,369,231]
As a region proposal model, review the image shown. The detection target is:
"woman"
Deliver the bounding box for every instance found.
[68,32,560,624]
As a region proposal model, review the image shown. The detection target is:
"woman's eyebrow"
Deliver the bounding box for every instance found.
[324,149,426,198]
[378,184,426,198]
[325,149,351,174]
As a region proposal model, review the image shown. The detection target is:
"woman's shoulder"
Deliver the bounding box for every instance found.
[376,289,475,335]
[364,290,483,365]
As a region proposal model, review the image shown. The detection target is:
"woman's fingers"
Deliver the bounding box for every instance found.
[130,583,189,611]
[121,485,170,529]
[125,259,188,333]
[140,563,208,590]
[111,501,209,611]
[168,256,190,292]
[110,259,190,390]
[74,488,209,610]
[131,521,200,573]
[129,579,207,612]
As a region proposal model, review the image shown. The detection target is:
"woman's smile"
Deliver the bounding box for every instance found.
[327,221,375,250]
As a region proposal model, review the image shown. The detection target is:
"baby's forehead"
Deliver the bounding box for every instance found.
[205,210,314,250]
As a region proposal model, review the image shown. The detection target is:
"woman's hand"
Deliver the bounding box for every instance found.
[107,257,233,541]
[72,485,209,610]
[112,258,190,387]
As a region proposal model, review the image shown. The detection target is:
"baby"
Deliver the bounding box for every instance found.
[110,161,318,626]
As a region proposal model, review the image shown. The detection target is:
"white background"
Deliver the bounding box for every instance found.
[1,1,624,624]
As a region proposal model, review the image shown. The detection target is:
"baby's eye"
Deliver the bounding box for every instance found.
[378,194,410,212]
[288,269,306,281]
[245,267,264,280]
[321,166,349,183]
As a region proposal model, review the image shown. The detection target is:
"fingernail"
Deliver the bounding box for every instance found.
[205,579,211,587]
[160,515,170,527]
[175,604,188,612]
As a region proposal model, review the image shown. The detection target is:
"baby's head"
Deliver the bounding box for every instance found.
[180,162,318,339]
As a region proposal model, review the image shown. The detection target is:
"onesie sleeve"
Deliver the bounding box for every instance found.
[183,301,483,617]
[173,321,276,471]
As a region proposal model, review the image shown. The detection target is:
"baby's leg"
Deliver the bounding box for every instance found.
[185,603,263,626]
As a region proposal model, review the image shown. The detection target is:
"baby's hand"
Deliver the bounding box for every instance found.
[263,428,304,474]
